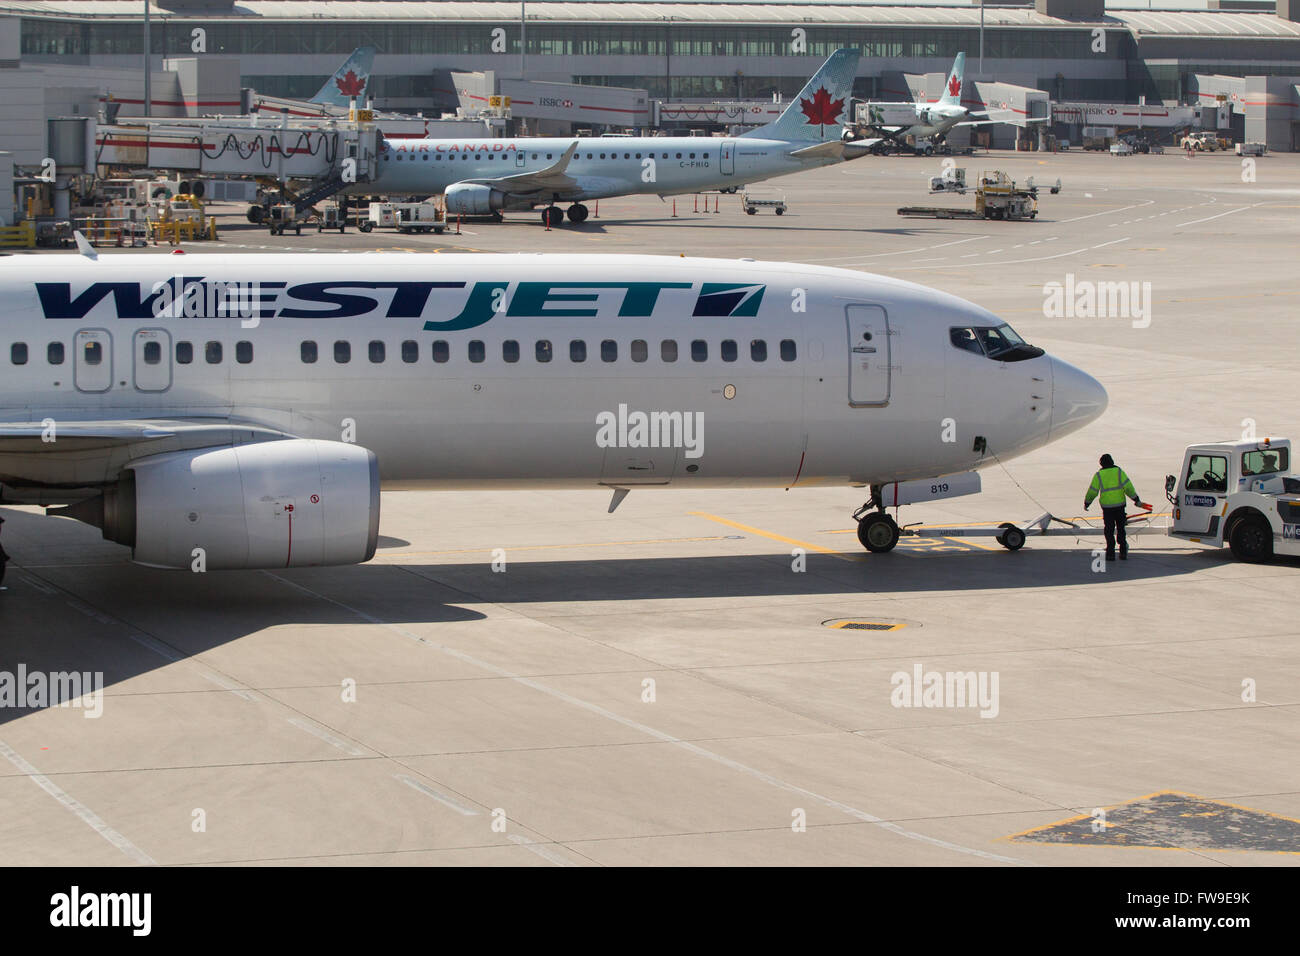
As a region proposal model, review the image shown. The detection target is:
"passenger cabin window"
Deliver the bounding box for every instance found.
[751,339,767,362]
[661,339,678,362]
[949,325,1044,362]
[691,340,707,362]
[1185,455,1228,495]
[401,340,418,363]
[11,343,27,365]
[721,340,737,362]
[48,342,65,365]
[503,340,520,363]
[601,340,617,362]
[176,341,193,364]
[143,341,162,365]
[334,341,350,364]
[433,340,449,363]
[631,339,648,363]
[780,339,797,362]
[468,340,485,363]
[570,340,586,362]
[205,341,222,364]
[1242,448,1288,477]
[369,340,385,363]
[536,340,552,363]
[236,341,253,364]
[301,341,318,364]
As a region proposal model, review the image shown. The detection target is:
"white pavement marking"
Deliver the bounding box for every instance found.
[1060,200,1155,224]
[395,774,480,815]
[815,235,989,265]
[268,573,1027,865]
[1177,204,1258,227]
[288,717,366,756]
[508,833,577,867]
[0,738,158,865]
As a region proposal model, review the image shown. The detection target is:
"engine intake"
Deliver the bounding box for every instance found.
[62,439,380,570]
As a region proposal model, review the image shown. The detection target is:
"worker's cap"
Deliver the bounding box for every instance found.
[1099,454,1115,468]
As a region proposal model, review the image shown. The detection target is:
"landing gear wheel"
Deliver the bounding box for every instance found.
[542,206,564,227]
[567,203,589,223]
[857,512,900,553]
[996,523,1026,551]
[1229,516,1273,563]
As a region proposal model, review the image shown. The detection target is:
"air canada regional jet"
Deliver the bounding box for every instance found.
[366,48,872,226]
[0,247,1106,569]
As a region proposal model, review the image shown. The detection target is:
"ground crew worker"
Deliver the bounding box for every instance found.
[1084,454,1143,560]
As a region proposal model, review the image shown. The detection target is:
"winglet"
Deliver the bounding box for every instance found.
[73,231,98,260]
[553,140,580,174]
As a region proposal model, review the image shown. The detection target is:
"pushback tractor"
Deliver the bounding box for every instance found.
[1165,438,1300,562]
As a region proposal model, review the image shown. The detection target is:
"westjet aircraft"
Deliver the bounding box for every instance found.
[0,246,1106,569]
[364,48,871,226]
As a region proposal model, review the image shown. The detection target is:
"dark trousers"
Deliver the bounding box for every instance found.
[1102,505,1128,555]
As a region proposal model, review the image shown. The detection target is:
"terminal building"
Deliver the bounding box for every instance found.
[0,0,1299,175]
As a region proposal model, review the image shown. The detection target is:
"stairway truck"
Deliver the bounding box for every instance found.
[1165,438,1300,562]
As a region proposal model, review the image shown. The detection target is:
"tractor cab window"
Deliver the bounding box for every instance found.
[1186,454,1228,494]
[1242,448,1287,477]
[949,324,1044,362]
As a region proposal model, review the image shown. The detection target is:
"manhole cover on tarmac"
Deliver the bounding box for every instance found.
[1009,791,1300,854]
[822,619,906,632]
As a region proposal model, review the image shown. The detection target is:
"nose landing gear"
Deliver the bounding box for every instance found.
[857,511,901,552]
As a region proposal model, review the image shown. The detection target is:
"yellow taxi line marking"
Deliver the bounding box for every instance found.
[688,511,856,562]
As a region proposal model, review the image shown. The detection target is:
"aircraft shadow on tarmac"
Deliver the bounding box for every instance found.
[0,539,1220,725]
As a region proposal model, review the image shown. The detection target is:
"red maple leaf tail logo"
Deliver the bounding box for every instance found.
[798,86,845,137]
[948,75,962,98]
[335,69,367,98]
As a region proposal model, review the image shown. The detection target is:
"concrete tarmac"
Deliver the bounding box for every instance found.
[2,149,1298,865]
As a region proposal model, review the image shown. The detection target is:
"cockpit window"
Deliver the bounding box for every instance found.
[949,324,1045,362]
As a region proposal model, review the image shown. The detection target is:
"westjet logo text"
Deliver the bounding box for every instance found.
[36,280,767,331]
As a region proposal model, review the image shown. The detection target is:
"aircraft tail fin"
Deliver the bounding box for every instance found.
[740,48,860,142]
[311,46,376,106]
[938,53,966,108]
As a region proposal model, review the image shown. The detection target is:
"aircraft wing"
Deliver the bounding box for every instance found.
[0,419,296,499]
[457,141,582,197]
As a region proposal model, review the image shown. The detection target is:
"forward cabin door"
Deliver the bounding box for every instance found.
[845,304,891,406]
[721,140,736,176]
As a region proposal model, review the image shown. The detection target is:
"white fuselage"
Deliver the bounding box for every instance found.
[0,254,1105,498]
[362,136,836,202]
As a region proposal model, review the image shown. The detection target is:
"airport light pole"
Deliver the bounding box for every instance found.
[143,0,151,116]
[520,0,526,80]
[979,2,984,76]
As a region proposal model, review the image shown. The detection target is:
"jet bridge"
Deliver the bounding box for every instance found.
[89,115,380,201]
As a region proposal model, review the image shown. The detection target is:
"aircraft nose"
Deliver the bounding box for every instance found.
[1050,356,1108,438]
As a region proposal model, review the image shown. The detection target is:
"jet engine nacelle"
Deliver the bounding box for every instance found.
[444,183,507,215]
[83,439,380,570]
